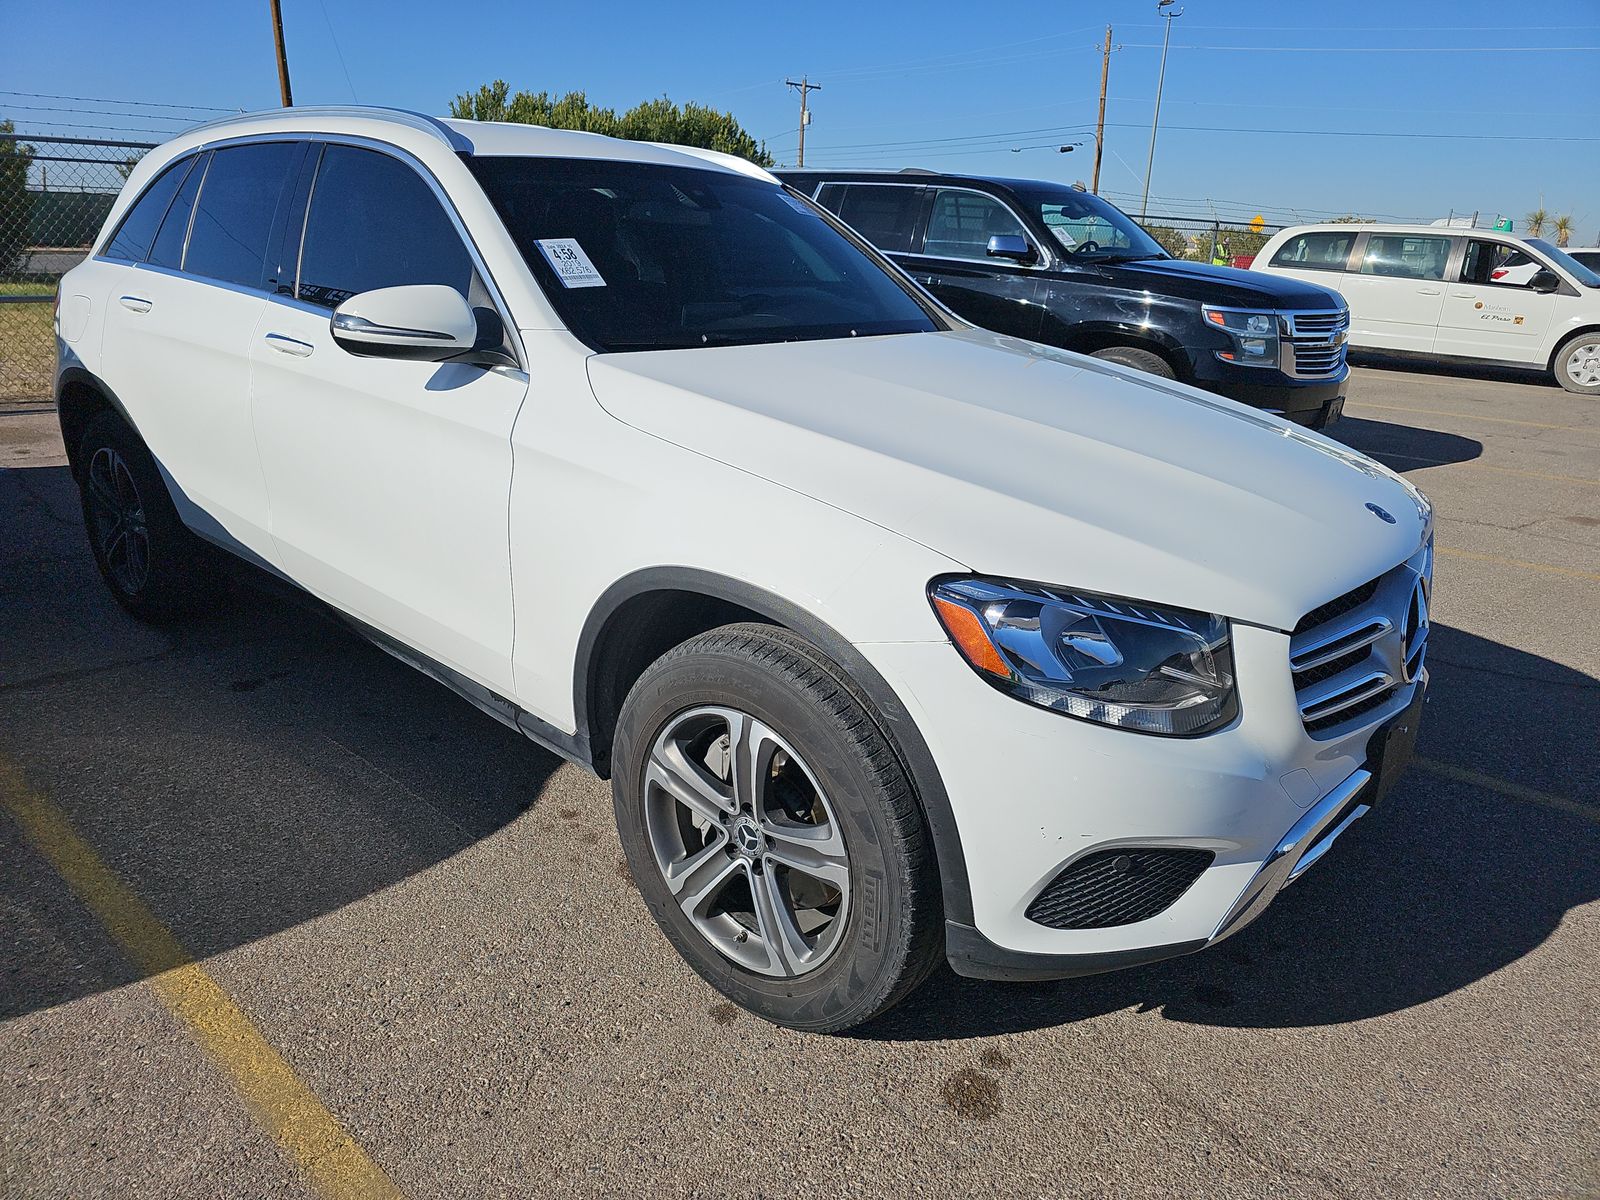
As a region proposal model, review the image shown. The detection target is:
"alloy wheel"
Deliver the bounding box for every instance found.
[642,706,850,977]
[84,446,150,595]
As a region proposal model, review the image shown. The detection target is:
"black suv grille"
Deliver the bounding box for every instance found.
[1025,848,1215,930]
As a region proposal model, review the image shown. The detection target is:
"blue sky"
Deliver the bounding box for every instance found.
[6,1,1598,236]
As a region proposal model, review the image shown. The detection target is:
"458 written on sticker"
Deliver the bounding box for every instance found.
[536,238,606,288]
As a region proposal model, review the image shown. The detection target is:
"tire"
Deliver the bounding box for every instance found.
[1553,332,1600,396]
[74,410,222,622]
[612,623,942,1033]
[1089,345,1178,379]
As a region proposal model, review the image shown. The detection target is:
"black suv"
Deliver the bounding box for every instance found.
[779,170,1350,428]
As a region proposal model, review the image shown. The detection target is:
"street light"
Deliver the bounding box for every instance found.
[1140,0,1183,219]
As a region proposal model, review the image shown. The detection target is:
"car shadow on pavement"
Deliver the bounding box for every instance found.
[1326,415,1483,473]
[1,464,567,1022]
[1349,351,1559,392]
[857,622,1600,1041]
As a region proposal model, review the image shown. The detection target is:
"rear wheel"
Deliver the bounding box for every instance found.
[1553,333,1600,396]
[612,624,942,1032]
[75,410,222,622]
[1090,345,1177,379]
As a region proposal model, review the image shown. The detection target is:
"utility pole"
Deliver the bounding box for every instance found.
[1093,25,1113,195]
[269,0,293,107]
[1140,0,1183,219]
[786,76,821,167]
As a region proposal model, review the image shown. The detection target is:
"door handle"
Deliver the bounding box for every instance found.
[264,333,314,358]
[118,295,152,313]
[1416,287,1442,296]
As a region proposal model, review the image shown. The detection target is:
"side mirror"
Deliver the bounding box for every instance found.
[1529,269,1561,295]
[331,285,482,361]
[986,233,1037,264]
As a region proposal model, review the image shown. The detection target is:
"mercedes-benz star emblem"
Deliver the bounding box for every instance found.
[733,818,762,856]
[1366,502,1397,524]
[1399,577,1430,682]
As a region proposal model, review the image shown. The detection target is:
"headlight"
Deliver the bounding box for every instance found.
[929,578,1237,736]
[1203,306,1280,366]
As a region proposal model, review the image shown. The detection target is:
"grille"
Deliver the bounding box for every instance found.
[1293,577,1379,635]
[1290,546,1429,737]
[1025,847,1215,929]
[1283,309,1350,378]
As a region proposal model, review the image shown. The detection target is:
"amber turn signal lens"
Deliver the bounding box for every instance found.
[932,595,1011,679]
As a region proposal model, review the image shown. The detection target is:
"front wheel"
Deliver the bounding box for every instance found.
[1553,333,1600,396]
[612,624,942,1032]
[1089,345,1178,379]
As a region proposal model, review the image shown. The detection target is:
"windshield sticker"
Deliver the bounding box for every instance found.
[536,238,606,288]
[778,192,818,216]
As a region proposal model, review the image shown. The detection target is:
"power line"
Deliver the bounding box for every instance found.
[7,120,187,137]
[0,90,236,113]
[1119,42,1600,52]
[0,103,195,124]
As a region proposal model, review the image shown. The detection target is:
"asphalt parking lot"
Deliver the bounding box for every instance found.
[2,361,1597,1199]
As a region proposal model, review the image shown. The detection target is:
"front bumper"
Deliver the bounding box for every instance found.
[1197,364,1347,428]
[858,624,1426,980]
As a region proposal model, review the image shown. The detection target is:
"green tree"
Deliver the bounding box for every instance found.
[1142,223,1192,260]
[1525,208,1549,238]
[0,120,36,278]
[448,81,773,167]
[1552,214,1575,247]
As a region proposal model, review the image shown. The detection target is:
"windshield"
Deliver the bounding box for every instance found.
[1528,237,1600,289]
[467,157,940,352]
[1010,185,1168,263]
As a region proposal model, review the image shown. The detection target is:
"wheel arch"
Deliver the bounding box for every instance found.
[576,566,974,926]
[1049,322,1190,379]
[55,366,134,480]
[1549,324,1600,372]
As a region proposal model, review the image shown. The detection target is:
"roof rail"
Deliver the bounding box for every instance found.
[181,106,474,153]
[897,167,937,175]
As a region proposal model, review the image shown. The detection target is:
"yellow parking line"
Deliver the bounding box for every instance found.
[1415,757,1600,825]
[1435,545,1600,583]
[1346,401,1587,432]
[0,759,403,1200]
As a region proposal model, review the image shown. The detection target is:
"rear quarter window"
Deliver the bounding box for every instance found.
[102,156,198,263]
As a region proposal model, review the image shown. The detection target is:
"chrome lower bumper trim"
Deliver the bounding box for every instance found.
[1211,767,1374,941]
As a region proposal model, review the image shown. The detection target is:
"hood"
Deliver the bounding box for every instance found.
[586,329,1427,631]
[1096,257,1344,309]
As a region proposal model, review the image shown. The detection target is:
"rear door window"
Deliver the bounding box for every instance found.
[295,145,475,309]
[103,156,197,262]
[147,152,208,270]
[1269,231,1356,271]
[1460,240,1541,288]
[184,142,301,288]
[919,189,1029,261]
[1359,234,1451,281]
[827,184,924,254]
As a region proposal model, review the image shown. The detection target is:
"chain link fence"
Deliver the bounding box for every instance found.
[1,134,156,405]
[1133,213,1286,268]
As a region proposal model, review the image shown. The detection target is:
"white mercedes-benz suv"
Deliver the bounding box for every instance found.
[54,108,1432,1032]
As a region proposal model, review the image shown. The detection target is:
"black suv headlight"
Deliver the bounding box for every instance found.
[1203,306,1280,367]
[929,578,1237,737]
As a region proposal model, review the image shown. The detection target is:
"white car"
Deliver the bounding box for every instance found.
[1253,223,1600,395]
[1568,247,1600,274]
[54,107,1433,1032]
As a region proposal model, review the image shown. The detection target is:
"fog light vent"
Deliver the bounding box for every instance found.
[1024,847,1215,930]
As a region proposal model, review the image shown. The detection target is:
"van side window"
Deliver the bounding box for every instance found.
[828,185,923,254]
[1269,231,1354,271]
[1359,234,1450,281]
[185,143,301,288]
[103,156,197,263]
[295,145,475,310]
[1460,241,1540,288]
[920,190,1028,261]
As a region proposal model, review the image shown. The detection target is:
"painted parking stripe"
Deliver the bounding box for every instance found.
[0,759,404,1200]
[1415,757,1600,825]
[1435,545,1600,583]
